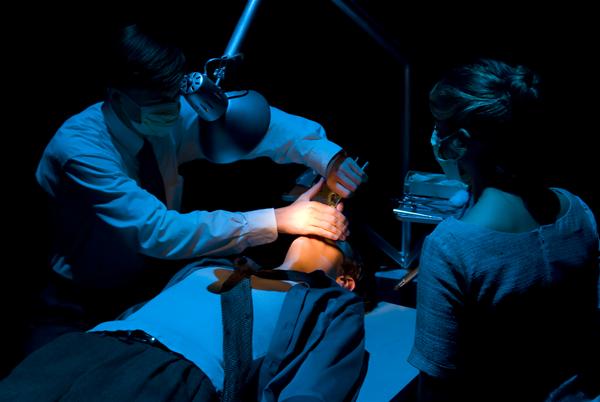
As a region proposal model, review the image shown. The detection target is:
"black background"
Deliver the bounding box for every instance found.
[3,1,598,375]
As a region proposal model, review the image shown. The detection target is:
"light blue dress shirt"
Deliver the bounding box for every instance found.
[91,266,287,392]
[91,263,367,401]
[36,97,342,288]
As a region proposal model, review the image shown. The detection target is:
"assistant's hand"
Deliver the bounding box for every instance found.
[326,153,368,199]
[275,178,349,241]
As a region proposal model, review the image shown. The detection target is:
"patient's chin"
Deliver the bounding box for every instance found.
[207,269,233,293]
[207,268,292,293]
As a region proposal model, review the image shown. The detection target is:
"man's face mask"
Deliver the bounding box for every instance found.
[116,90,181,138]
[431,126,465,181]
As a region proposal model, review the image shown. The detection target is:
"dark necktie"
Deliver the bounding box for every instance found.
[221,276,253,402]
[218,259,334,401]
[137,138,166,204]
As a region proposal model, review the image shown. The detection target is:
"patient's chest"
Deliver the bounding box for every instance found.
[91,267,288,391]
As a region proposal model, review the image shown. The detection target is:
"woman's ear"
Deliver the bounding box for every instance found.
[450,128,472,155]
[457,127,472,143]
[457,127,472,138]
[336,275,356,291]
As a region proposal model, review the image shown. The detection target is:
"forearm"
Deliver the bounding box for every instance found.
[137,208,278,259]
[66,157,278,260]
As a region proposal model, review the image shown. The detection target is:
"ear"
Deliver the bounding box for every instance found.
[456,128,472,142]
[336,275,356,291]
[449,128,471,155]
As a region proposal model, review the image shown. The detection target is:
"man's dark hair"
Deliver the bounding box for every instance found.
[334,239,377,312]
[107,23,186,93]
[335,240,362,281]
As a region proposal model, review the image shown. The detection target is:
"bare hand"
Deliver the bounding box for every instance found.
[275,178,349,240]
[326,155,368,198]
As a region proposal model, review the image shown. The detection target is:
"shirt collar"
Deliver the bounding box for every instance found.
[102,101,144,155]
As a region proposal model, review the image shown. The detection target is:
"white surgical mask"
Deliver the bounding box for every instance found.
[129,102,181,138]
[431,129,463,181]
[113,89,181,138]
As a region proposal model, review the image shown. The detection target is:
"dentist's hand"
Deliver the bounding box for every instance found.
[326,153,368,199]
[275,178,349,241]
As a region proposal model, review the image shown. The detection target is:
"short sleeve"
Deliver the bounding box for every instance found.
[408,229,467,378]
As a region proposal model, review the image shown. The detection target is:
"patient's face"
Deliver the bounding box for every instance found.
[284,236,344,277]
[208,236,347,294]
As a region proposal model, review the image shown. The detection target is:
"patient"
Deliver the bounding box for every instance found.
[1,236,367,402]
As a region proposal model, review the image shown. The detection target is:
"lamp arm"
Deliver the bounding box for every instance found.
[214,0,264,86]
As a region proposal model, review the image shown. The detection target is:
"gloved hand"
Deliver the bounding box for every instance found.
[275,178,348,241]
[326,153,368,199]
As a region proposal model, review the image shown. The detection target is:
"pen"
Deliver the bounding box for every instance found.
[394,267,419,290]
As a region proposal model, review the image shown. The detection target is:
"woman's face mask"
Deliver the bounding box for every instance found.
[115,89,181,138]
[431,127,464,181]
